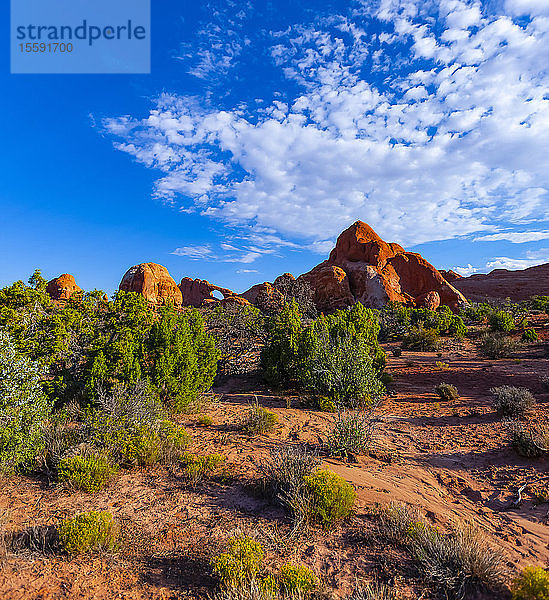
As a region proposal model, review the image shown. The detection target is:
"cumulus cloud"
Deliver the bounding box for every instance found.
[105,0,549,256]
[453,263,479,276]
[485,248,549,270]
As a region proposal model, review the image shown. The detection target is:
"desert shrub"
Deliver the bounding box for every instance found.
[374,502,422,544]
[411,522,506,599]
[241,401,278,435]
[278,563,317,594]
[302,470,356,530]
[478,332,518,358]
[197,414,214,426]
[207,580,276,600]
[261,302,385,406]
[0,330,51,473]
[211,535,264,588]
[375,503,506,599]
[488,310,515,332]
[58,510,118,554]
[391,347,402,357]
[181,451,225,485]
[529,295,549,312]
[305,331,385,407]
[402,325,440,351]
[347,581,395,600]
[85,383,191,466]
[260,445,321,500]
[327,409,377,457]
[511,566,549,600]
[542,376,549,392]
[522,328,539,342]
[490,386,535,418]
[57,453,118,492]
[435,383,459,401]
[448,315,467,339]
[508,422,549,458]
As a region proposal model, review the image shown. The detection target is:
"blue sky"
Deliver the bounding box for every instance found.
[3,0,549,295]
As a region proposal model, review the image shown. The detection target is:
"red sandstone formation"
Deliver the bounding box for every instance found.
[179,277,235,307]
[415,291,441,311]
[119,263,182,306]
[298,221,466,311]
[46,274,82,302]
[451,263,549,302]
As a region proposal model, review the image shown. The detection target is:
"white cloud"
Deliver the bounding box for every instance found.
[105,0,549,253]
[453,263,479,276]
[485,248,549,270]
[474,230,549,243]
[171,245,215,259]
[236,268,259,273]
[505,0,549,16]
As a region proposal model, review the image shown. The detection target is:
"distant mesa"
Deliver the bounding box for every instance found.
[46,274,82,302]
[119,263,182,306]
[451,263,549,302]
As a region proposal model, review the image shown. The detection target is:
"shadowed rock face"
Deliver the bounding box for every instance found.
[46,274,82,302]
[451,263,549,302]
[299,221,467,312]
[119,263,182,306]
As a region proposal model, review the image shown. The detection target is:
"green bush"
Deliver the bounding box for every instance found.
[490,386,535,419]
[211,535,264,587]
[522,328,538,342]
[57,453,118,492]
[58,510,118,554]
[435,383,459,401]
[0,330,51,473]
[181,451,225,485]
[241,402,278,435]
[402,325,440,351]
[302,470,355,529]
[478,332,518,358]
[261,302,385,406]
[305,332,385,407]
[488,310,515,332]
[85,383,191,466]
[0,277,219,411]
[511,566,549,600]
[197,414,214,427]
[278,563,317,594]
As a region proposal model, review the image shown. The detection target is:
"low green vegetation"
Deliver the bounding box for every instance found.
[58,510,118,554]
[302,469,356,530]
[240,401,278,435]
[57,453,118,492]
[181,451,225,485]
[511,566,549,600]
